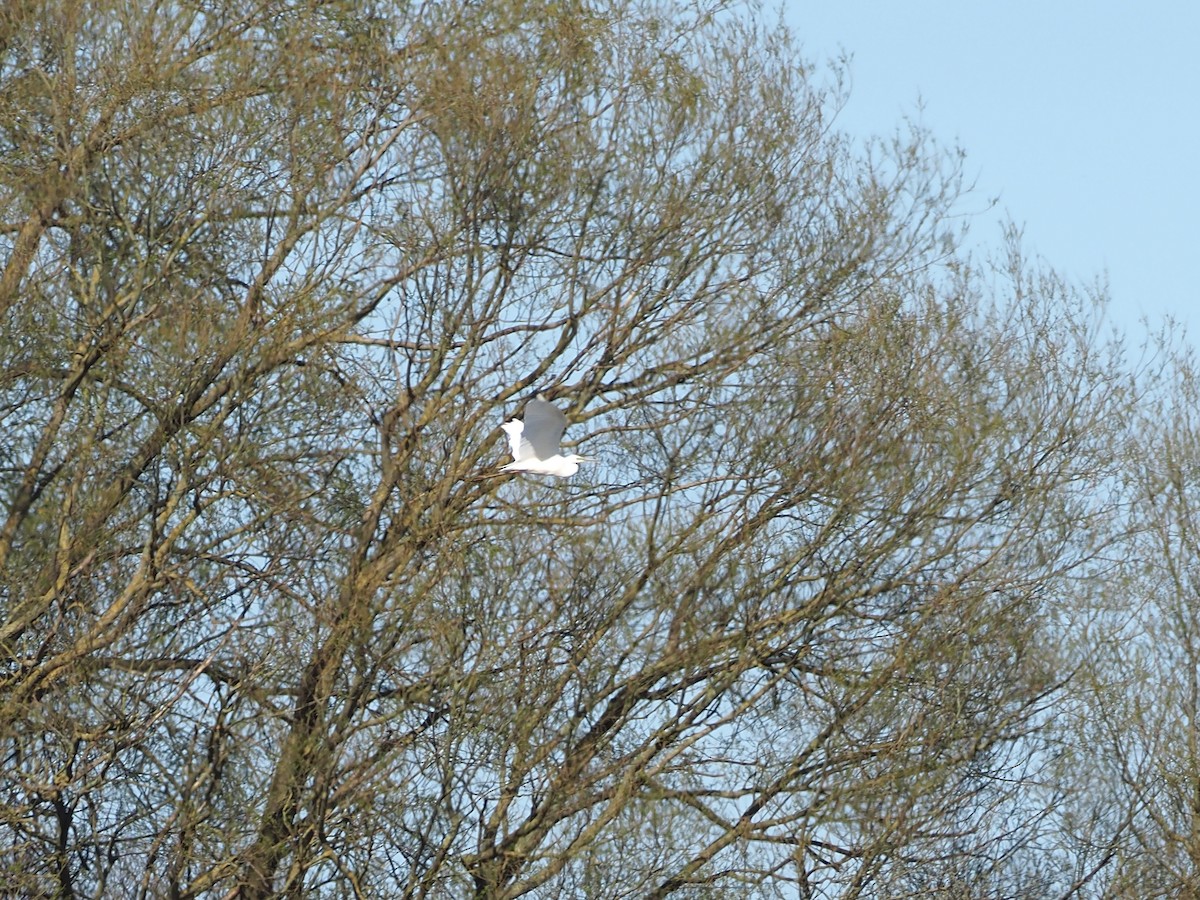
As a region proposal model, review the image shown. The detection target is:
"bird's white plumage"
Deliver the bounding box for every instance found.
[501,419,534,463]
[500,397,592,478]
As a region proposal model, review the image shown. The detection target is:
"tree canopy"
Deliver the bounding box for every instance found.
[0,0,1190,897]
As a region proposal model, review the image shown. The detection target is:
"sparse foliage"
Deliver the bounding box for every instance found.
[0,1,1169,897]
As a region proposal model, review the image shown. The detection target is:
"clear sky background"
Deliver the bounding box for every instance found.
[785,1,1198,344]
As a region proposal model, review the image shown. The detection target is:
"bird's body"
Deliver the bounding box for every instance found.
[501,397,592,477]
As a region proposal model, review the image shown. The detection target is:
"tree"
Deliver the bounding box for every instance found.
[0,0,1135,896]
[1052,336,1200,899]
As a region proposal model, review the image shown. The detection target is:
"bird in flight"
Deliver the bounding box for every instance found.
[501,396,593,477]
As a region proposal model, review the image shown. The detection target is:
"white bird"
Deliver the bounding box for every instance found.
[501,397,593,477]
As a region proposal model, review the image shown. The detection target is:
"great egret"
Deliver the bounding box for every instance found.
[501,397,593,477]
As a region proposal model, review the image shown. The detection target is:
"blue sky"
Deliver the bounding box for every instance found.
[785,1,1198,343]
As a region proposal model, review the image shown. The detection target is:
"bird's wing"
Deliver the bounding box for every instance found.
[522,399,568,459]
[500,419,534,462]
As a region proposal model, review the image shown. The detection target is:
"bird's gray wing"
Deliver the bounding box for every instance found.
[522,399,568,459]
